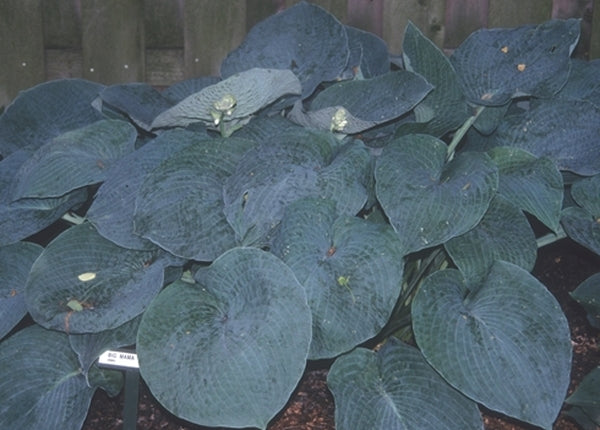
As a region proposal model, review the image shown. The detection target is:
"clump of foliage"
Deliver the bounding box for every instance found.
[1,2,599,429]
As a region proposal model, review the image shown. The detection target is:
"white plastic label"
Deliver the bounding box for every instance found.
[98,350,139,369]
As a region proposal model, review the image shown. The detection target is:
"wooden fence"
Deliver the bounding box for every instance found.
[1,0,598,108]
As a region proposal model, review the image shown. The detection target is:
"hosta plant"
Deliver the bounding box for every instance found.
[1,2,599,429]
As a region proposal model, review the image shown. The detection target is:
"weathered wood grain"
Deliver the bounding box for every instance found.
[383,0,447,54]
[183,0,246,77]
[1,0,598,107]
[0,0,45,107]
[81,0,145,84]
[489,0,552,28]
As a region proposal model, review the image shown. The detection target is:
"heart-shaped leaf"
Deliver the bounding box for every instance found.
[69,316,141,373]
[134,137,257,260]
[25,223,178,333]
[344,26,390,79]
[556,58,600,107]
[561,206,600,257]
[565,367,600,428]
[99,83,173,131]
[0,150,88,246]
[570,273,600,329]
[412,261,572,429]
[271,198,405,358]
[489,99,600,176]
[0,79,105,157]
[161,76,221,104]
[571,173,600,216]
[11,119,137,200]
[489,146,563,232]
[290,71,432,134]
[473,103,511,135]
[400,21,470,137]
[220,1,349,99]
[224,130,369,246]
[451,19,580,105]
[151,68,301,129]
[445,196,537,285]
[0,241,43,338]
[327,338,483,430]
[561,175,600,255]
[88,128,206,250]
[0,325,95,430]
[375,134,498,253]
[137,247,311,429]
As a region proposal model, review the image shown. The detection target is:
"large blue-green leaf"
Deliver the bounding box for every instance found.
[152,68,301,130]
[399,21,470,137]
[561,206,600,256]
[571,173,600,216]
[0,150,88,246]
[137,247,311,429]
[344,26,390,79]
[161,76,221,104]
[220,1,348,99]
[451,19,580,106]
[11,119,137,200]
[99,83,173,131]
[472,103,511,136]
[556,58,600,107]
[232,112,302,142]
[489,146,563,232]
[133,137,257,260]
[88,129,205,250]
[271,198,405,359]
[327,338,483,430]
[489,99,600,176]
[0,325,95,429]
[375,135,498,253]
[445,196,537,285]
[565,367,600,428]
[0,241,43,338]
[412,261,572,429]
[224,130,370,246]
[0,79,105,157]
[570,273,600,329]
[25,223,178,333]
[69,316,141,373]
[561,174,600,256]
[315,140,372,215]
[289,71,432,134]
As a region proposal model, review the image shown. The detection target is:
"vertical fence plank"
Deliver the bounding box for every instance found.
[144,0,185,86]
[444,0,488,50]
[144,0,184,48]
[591,0,600,58]
[40,0,81,49]
[246,0,285,31]
[488,0,552,28]
[0,0,45,107]
[311,0,347,21]
[42,0,81,48]
[553,0,594,59]
[284,0,347,22]
[383,0,447,55]
[81,0,145,84]
[183,0,246,78]
[43,0,82,81]
[347,0,384,36]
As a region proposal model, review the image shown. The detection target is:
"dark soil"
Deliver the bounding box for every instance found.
[82,239,600,430]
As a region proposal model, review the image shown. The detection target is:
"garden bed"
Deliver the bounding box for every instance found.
[83,239,599,430]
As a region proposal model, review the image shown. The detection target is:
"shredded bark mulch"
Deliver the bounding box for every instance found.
[83,239,600,430]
